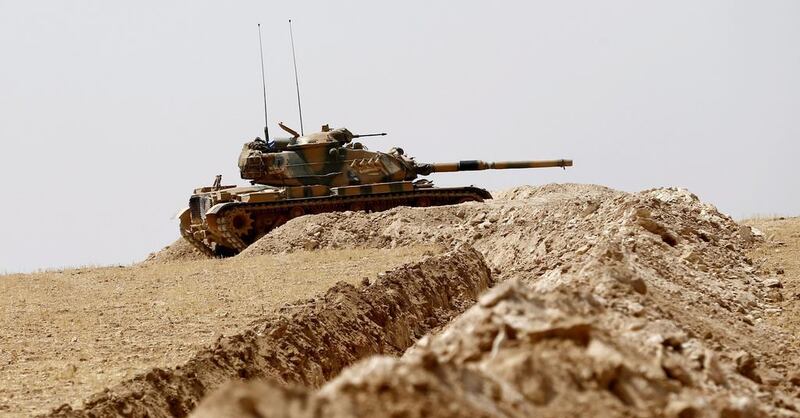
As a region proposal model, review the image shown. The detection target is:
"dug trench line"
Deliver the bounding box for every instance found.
[43,246,492,418]
[190,184,800,417]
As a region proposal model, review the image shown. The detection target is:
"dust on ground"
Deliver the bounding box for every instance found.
[0,245,439,417]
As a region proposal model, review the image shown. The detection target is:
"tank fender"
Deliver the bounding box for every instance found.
[177,207,191,229]
[205,202,239,230]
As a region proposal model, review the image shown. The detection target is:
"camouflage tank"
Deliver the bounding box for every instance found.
[179,125,572,256]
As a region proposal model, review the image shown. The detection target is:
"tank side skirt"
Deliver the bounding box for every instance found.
[205,187,490,255]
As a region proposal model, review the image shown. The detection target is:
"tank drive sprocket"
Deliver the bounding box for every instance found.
[225,208,254,237]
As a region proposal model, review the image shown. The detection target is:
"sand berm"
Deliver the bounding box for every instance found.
[51,184,800,417]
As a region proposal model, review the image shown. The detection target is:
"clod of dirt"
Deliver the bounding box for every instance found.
[43,246,492,418]
[734,351,762,384]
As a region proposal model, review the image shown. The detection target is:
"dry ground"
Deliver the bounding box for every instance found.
[189,185,800,417]
[3,188,799,418]
[0,245,439,417]
[743,217,800,345]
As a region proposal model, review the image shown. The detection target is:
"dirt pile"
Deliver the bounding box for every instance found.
[193,281,772,418]
[142,238,207,264]
[195,184,799,417]
[44,246,491,418]
[240,184,711,279]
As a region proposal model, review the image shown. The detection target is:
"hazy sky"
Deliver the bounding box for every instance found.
[1,1,798,273]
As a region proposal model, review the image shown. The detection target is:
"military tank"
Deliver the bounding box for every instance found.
[179,124,572,256]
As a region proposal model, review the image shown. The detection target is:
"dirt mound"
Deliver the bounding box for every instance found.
[192,281,773,418]
[197,184,800,417]
[239,183,619,259]
[44,246,492,418]
[142,238,207,264]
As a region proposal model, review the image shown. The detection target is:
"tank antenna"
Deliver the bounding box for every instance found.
[257,23,270,140]
[289,19,304,136]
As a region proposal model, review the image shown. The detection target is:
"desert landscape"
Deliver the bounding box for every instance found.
[1,184,798,417]
[3,1,797,416]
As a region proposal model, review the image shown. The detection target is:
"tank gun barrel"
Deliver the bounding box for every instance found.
[416,159,572,175]
[352,132,387,138]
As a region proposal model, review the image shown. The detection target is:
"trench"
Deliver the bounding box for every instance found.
[43,246,492,418]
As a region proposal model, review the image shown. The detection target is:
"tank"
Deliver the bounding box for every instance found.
[178,125,572,256]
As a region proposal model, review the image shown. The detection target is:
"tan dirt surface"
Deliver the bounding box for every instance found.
[141,238,207,265]
[0,246,439,417]
[43,246,490,418]
[194,184,800,418]
[743,217,800,352]
[6,184,800,418]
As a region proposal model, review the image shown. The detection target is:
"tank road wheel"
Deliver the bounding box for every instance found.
[227,208,254,238]
[289,206,305,219]
[416,197,432,207]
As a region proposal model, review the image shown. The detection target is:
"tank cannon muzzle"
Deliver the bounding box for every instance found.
[416,159,572,175]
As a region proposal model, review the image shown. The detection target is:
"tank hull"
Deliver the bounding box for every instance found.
[179,183,491,257]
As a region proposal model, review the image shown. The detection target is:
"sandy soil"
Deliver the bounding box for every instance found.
[743,217,800,352]
[0,246,438,417]
[45,246,490,418]
[192,184,800,417]
[5,184,800,418]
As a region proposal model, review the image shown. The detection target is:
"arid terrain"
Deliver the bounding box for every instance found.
[743,217,800,355]
[0,246,441,416]
[1,184,798,418]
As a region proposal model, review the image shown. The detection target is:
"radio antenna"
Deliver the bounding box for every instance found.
[289,19,304,136]
[257,23,270,140]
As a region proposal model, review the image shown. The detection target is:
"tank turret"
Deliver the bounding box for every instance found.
[237,127,571,187]
[180,125,572,257]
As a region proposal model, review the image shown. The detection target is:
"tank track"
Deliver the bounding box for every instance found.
[179,223,216,258]
[216,215,249,253]
[199,187,489,257]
